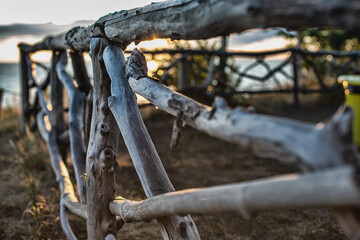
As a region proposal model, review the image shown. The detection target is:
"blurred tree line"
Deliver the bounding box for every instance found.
[144,29,357,107]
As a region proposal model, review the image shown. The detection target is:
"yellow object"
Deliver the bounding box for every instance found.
[338,75,360,147]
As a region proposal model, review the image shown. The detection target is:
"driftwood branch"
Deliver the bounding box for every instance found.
[125,50,359,171]
[103,44,200,239]
[24,53,52,119]
[36,111,86,240]
[50,51,67,162]
[86,38,120,239]
[19,49,29,132]
[60,198,77,240]
[36,111,86,219]
[110,166,360,222]
[69,51,91,94]
[56,51,87,202]
[18,0,360,52]
[125,49,360,239]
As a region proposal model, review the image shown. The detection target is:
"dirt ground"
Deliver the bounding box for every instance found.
[0,104,349,239]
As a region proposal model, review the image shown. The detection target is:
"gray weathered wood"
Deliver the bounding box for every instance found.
[0,88,3,117]
[103,44,200,240]
[18,0,360,52]
[86,38,120,239]
[110,166,360,222]
[69,51,91,94]
[56,51,87,203]
[125,49,359,171]
[23,53,52,119]
[50,51,67,162]
[36,111,86,220]
[19,49,30,132]
[178,55,188,91]
[125,49,360,239]
[60,198,77,240]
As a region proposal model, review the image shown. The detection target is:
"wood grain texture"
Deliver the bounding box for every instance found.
[103,44,200,240]
[110,166,360,222]
[125,50,359,171]
[86,38,120,239]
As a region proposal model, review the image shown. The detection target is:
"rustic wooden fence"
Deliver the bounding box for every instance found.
[17,0,360,239]
[140,46,360,110]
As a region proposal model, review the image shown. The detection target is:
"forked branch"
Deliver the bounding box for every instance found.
[103,43,200,239]
[56,51,87,202]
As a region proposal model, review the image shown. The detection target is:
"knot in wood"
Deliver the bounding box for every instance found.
[178,221,187,238]
[99,148,117,170]
[99,122,111,136]
[108,96,116,108]
[101,102,110,114]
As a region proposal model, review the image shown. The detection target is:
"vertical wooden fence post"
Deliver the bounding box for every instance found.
[69,51,91,94]
[292,52,300,111]
[50,51,67,160]
[19,49,29,132]
[218,36,228,90]
[86,38,120,239]
[103,46,201,240]
[178,54,189,91]
[0,88,3,118]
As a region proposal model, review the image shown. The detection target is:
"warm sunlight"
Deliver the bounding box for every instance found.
[0,36,51,62]
[126,39,169,50]
[147,60,159,72]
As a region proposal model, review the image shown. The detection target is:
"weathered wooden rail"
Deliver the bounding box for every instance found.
[17,0,360,239]
[141,46,360,111]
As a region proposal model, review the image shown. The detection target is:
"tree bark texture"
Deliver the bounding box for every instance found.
[86,38,120,239]
[17,0,360,52]
[56,51,87,203]
[103,44,200,240]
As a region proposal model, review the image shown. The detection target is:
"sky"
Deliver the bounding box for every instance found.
[0,0,289,62]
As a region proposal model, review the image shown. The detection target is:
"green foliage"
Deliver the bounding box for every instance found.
[282,28,360,51]
[281,29,360,90]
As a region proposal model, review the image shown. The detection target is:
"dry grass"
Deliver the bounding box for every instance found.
[0,105,349,239]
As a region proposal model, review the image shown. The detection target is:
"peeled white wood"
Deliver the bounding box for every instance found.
[110,166,360,222]
[56,51,87,202]
[103,44,200,240]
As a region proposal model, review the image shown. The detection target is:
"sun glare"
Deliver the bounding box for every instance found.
[0,36,52,62]
[126,38,169,51]
[147,60,159,73]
